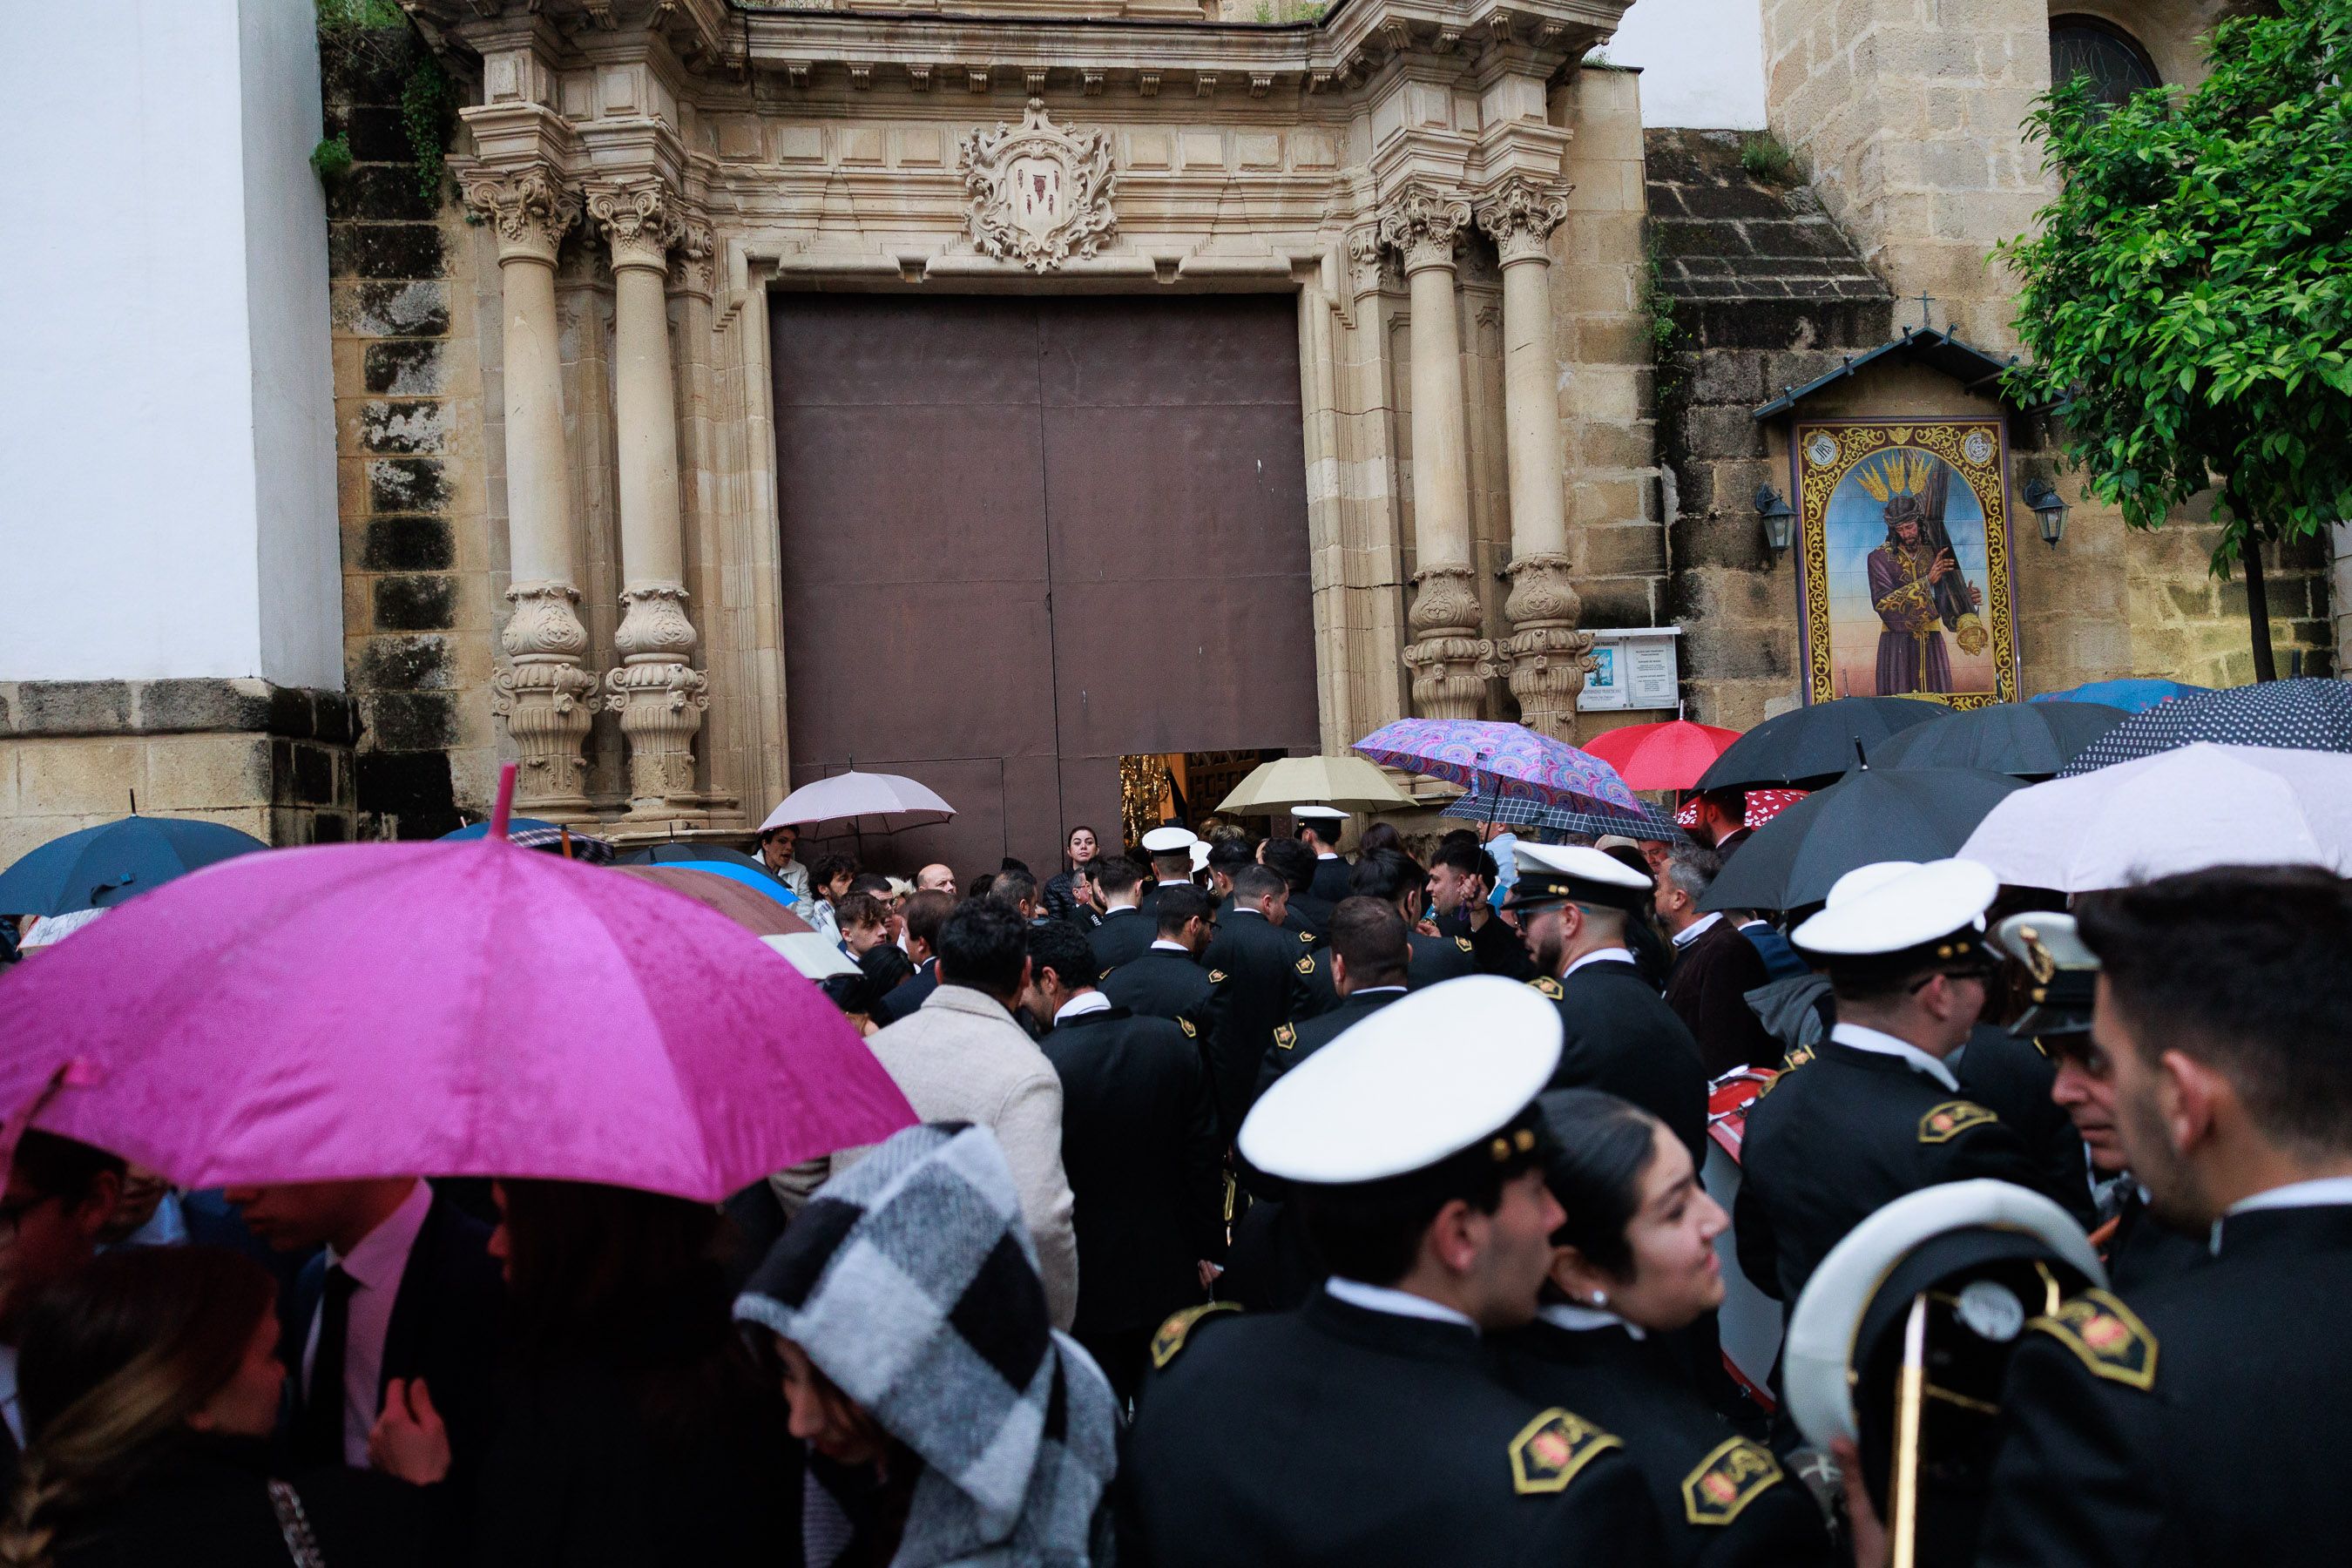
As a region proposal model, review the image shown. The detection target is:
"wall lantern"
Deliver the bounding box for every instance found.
[2024,479,2070,547]
[1754,485,1797,555]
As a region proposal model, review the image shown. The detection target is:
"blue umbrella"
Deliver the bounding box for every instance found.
[2058,678,2352,777]
[2031,678,2212,714]
[0,816,269,916]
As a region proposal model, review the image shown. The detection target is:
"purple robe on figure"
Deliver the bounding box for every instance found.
[1868,543,1955,695]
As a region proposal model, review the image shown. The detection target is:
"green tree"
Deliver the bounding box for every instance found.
[1998,0,2352,679]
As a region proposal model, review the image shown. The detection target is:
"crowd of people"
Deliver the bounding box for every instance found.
[1,793,2347,1568]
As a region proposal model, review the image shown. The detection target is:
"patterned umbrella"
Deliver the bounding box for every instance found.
[1441,792,1686,841]
[1353,719,1642,814]
[1674,788,1810,832]
[2031,678,2213,714]
[2058,678,2352,777]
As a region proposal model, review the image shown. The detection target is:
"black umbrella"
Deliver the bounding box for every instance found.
[2058,678,2352,777]
[1698,766,2024,913]
[1871,701,2126,780]
[613,842,773,873]
[1695,697,1951,792]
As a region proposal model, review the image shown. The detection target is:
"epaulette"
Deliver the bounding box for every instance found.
[1455,935,1475,954]
[2028,1288,2157,1390]
[1781,1042,1815,1071]
[1529,976,1565,1000]
[1273,1023,1297,1051]
[1680,1436,1783,1525]
[1207,968,1227,983]
[1150,1301,1241,1369]
[1918,1100,1998,1144]
[1295,956,1315,976]
[1177,1017,1197,1038]
[1508,1408,1620,1496]
[1299,929,1315,943]
[1098,964,1115,981]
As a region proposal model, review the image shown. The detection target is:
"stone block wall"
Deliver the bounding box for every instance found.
[322,39,497,838]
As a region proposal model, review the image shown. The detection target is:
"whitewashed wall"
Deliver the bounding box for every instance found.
[1606,0,1769,128]
[0,0,341,689]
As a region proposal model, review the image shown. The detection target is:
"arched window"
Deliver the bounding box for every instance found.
[2049,15,2163,106]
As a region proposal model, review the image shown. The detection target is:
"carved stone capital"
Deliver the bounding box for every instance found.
[459,163,580,267]
[1346,226,1386,297]
[612,583,700,664]
[585,178,679,274]
[1475,178,1572,266]
[1376,184,1473,274]
[500,579,591,662]
[667,207,716,298]
[1402,563,1490,720]
[1497,553,1593,739]
[605,583,707,808]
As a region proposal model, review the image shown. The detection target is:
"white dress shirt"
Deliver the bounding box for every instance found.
[1537,1301,1647,1341]
[1149,939,1191,953]
[1829,1021,1959,1092]
[1053,990,1114,1025]
[302,1178,434,1467]
[1671,911,1724,950]
[1324,1276,1477,1330]
[1562,945,1638,981]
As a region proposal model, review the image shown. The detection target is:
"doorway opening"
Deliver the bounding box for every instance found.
[1119,748,1288,850]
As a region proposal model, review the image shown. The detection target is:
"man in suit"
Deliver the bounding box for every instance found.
[1089,855,1158,972]
[226,1177,504,1484]
[1026,922,1222,1402]
[1293,808,1355,904]
[1653,842,1778,1076]
[1686,786,1752,860]
[1429,838,1531,981]
[1101,884,1215,1025]
[1507,843,1708,1166]
[835,901,1080,1329]
[1135,825,1202,923]
[872,889,954,1026]
[1200,864,1315,1143]
[1350,848,1476,990]
[1260,835,1332,947]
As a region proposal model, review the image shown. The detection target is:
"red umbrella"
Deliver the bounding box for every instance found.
[1582,721,1743,792]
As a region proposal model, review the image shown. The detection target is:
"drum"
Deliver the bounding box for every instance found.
[1700,1068,1781,1405]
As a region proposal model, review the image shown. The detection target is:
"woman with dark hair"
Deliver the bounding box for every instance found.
[476,1181,798,1566]
[1492,1092,1833,1568]
[1356,821,1403,858]
[3,1246,445,1568]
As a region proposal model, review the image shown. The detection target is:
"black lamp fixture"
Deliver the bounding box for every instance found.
[1754,484,1796,555]
[2024,478,2070,547]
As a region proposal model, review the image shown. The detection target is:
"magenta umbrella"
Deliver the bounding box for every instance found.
[0,786,915,1201]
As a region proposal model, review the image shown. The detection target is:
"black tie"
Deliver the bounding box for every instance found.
[301,1265,358,1466]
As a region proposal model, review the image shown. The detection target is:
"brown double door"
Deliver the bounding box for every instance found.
[771,293,1319,875]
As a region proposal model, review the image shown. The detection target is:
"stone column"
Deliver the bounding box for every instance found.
[587,179,708,814]
[1477,178,1592,739]
[1379,185,1487,720]
[459,163,596,812]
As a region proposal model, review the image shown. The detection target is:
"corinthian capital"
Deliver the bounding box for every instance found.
[458,162,581,266]
[1376,183,1473,274]
[1476,178,1572,265]
[667,206,716,298]
[585,178,680,274]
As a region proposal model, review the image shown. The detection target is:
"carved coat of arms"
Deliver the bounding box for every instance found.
[958,98,1118,271]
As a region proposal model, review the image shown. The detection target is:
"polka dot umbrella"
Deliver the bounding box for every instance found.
[2057,678,2352,777]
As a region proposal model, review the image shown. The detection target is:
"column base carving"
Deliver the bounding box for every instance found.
[1403,564,1492,720]
[1495,553,1595,740]
[607,584,709,811]
[492,581,598,812]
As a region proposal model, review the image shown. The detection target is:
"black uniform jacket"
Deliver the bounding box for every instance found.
[1200,909,1317,1140]
[1098,945,1214,1025]
[1734,1034,2063,1307]
[1955,1024,2095,1226]
[1440,908,1537,981]
[1089,905,1158,971]
[1308,854,1354,905]
[1122,1290,1666,1568]
[869,956,937,1027]
[1534,959,1709,1168]
[1040,1004,1225,1336]
[2103,1181,2208,1294]
[1409,928,1478,988]
[1977,1202,2352,1568]
[1281,895,1333,947]
[1255,986,1407,1101]
[1491,1316,1835,1568]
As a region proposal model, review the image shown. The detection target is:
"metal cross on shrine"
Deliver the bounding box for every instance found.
[1916,291,1937,331]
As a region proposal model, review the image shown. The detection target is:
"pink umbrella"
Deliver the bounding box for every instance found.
[0,774,915,1201]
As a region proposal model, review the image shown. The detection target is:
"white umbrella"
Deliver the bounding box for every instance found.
[1957,743,2352,891]
[760,932,859,981]
[759,771,956,836]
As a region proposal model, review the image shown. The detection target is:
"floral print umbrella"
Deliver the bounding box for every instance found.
[1353,719,1642,815]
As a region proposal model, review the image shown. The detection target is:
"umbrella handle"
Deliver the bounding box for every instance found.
[489,762,517,841]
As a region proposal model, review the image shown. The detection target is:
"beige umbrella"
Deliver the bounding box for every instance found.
[1214,754,1416,815]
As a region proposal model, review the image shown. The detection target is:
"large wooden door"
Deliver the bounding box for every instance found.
[771,294,1318,875]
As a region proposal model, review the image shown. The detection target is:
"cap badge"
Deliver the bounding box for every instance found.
[2028,1288,2157,1390]
[2017,924,2057,984]
[1680,1437,1782,1526]
[1918,1100,1998,1143]
[1149,1301,1240,1369]
[1508,1408,1619,1496]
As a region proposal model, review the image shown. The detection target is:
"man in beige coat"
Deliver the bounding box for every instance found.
[830,900,1080,1330]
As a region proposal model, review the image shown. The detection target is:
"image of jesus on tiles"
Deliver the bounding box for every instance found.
[1826,447,1994,700]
